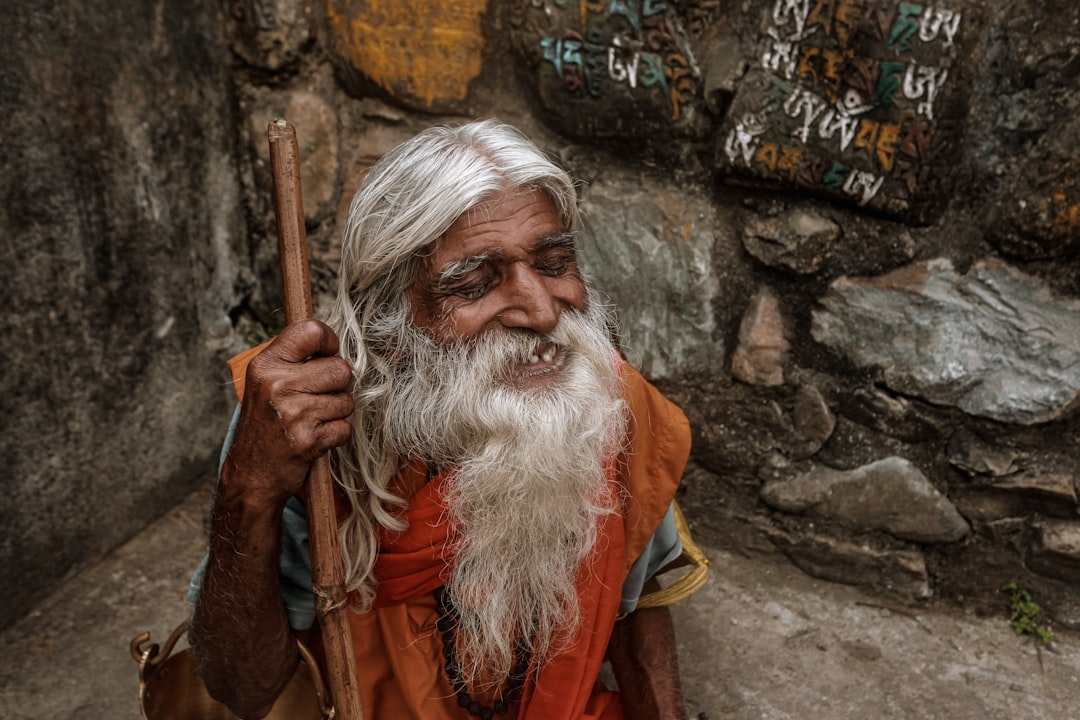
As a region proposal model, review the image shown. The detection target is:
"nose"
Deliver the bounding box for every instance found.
[498,264,560,334]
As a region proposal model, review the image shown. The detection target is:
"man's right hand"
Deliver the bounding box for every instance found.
[191,319,354,719]
[224,318,355,507]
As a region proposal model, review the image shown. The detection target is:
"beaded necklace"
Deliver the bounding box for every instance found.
[434,586,530,719]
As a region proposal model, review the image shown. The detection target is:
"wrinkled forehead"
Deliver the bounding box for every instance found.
[415,187,567,272]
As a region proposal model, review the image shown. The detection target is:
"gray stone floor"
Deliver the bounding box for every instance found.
[2,486,1079,720]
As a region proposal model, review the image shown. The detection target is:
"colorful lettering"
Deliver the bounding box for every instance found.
[888,3,922,54]
[643,13,677,50]
[876,62,905,107]
[777,145,805,181]
[725,113,767,165]
[784,87,828,143]
[806,0,836,37]
[754,142,781,171]
[642,0,667,16]
[608,40,641,88]
[638,52,668,89]
[919,7,961,47]
[843,168,885,205]
[818,109,860,151]
[854,119,901,172]
[583,29,608,98]
[772,0,813,39]
[666,53,695,120]
[797,45,822,86]
[820,48,852,101]
[900,117,934,160]
[608,0,641,34]
[823,161,848,190]
[832,0,864,46]
[903,63,948,120]
[763,33,799,78]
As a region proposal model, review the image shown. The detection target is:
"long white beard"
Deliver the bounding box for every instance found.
[381,303,627,691]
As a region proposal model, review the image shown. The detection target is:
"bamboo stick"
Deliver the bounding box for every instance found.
[267,118,365,720]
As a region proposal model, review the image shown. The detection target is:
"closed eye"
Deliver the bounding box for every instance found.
[434,254,494,300]
[533,232,578,277]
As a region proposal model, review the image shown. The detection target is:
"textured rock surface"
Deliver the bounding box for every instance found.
[510,0,706,142]
[761,524,933,602]
[1,0,244,627]
[761,457,971,543]
[225,0,313,71]
[326,0,488,112]
[812,258,1080,424]
[731,284,789,386]
[742,206,840,273]
[247,89,342,225]
[578,175,723,379]
[715,0,977,221]
[6,0,1080,635]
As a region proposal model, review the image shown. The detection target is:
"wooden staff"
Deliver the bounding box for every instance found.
[268,118,365,720]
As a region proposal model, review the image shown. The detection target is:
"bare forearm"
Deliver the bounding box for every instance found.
[189,472,298,719]
[608,584,687,720]
[188,321,354,718]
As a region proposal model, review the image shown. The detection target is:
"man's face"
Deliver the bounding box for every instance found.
[408,189,588,390]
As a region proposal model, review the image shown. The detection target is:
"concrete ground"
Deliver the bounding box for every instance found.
[2,487,1078,720]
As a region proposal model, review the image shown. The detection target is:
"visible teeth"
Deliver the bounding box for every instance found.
[528,354,541,364]
[541,347,557,363]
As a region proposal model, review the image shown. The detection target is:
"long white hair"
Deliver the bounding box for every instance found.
[325,120,583,608]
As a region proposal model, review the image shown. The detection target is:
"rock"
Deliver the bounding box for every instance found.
[731,285,789,387]
[248,90,341,224]
[839,386,940,442]
[984,22,1080,260]
[1028,520,1080,584]
[812,258,1080,425]
[792,384,836,449]
[742,207,839,273]
[763,525,933,602]
[992,157,1080,259]
[714,0,977,222]
[226,0,311,71]
[510,1,705,142]
[325,0,487,113]
[946,429,1023,477]
[1,0,244,628]
[578,177,722,379]
[698,12,748,118]
[992,472,1078,506]
[952,476,1079,522]
[761,457,970,543]
[951,490,1030,523]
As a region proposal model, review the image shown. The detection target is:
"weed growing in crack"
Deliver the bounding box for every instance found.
[1002,582,1053,646]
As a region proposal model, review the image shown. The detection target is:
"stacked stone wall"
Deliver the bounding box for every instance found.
[4,0,1079,628]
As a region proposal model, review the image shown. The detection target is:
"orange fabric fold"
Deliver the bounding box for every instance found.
[369,468,453,608]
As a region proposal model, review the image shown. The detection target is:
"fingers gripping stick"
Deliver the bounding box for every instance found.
[268,119,366,720]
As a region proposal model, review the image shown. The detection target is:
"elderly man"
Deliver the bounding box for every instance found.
[189,120,695,720]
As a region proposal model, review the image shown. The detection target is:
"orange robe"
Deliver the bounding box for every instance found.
[227,347,691,720]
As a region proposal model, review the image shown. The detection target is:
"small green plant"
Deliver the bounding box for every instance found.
[1002,582,1053,645]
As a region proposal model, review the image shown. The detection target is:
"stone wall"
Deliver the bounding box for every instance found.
[0,1,247,628]
[262,0,1080,625]
[4,0,1079,630]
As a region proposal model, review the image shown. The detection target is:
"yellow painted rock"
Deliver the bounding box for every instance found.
[326,0,487,112]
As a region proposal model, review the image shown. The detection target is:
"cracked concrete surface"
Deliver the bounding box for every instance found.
[2,487,1078,720]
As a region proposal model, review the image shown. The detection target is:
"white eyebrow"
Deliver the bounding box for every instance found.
[437,253,491,287]
[535,231,577,251]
